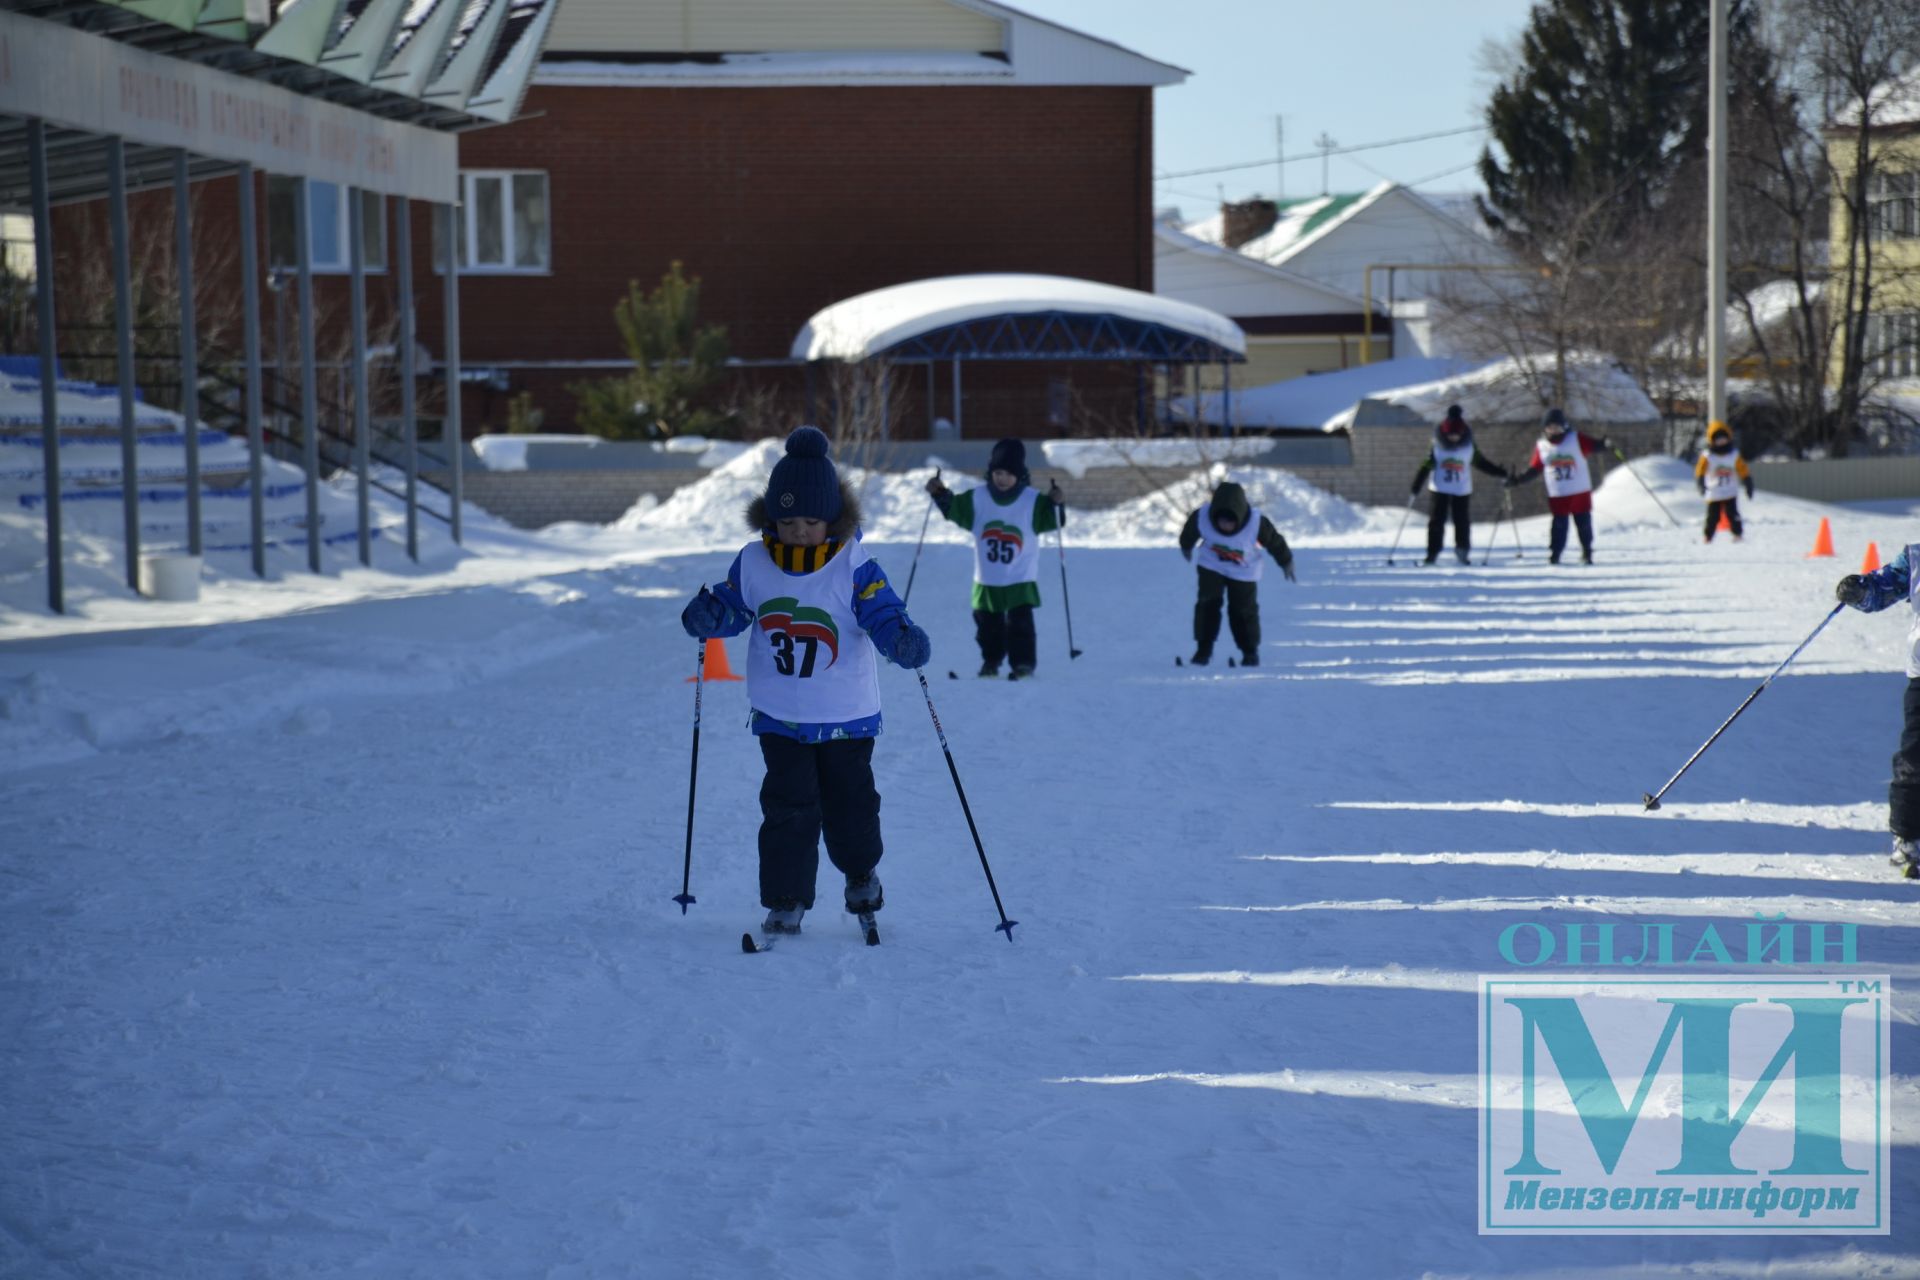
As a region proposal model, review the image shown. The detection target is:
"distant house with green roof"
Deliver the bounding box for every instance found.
[1177,182,1513,370]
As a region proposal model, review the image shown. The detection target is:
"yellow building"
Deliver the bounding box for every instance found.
[1828,65,1920,384]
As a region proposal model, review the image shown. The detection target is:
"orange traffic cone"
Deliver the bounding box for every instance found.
[1806,517,1835,558]
[687,637,744,682]
[1715,507,1733,533]
[1863,541,1881,573]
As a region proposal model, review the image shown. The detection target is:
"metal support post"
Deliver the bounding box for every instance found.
[439,201,463,544]
[348,186,371,564]
[108,137,140,593]
[236,164,266,577]
[29,120,63,613]
[172,151,203,555]
[395,196,418,561]
[295,176,321,571]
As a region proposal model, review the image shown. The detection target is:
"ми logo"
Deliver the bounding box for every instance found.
[1479,975,1889,1234]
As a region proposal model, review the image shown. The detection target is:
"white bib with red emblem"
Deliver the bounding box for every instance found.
[736,539,880,724]
[1429,441,1476,497]
[1701,449,1744,503]
[1195,503,1265,582]
[1538,433,1594,499]
[969,486,1043,588]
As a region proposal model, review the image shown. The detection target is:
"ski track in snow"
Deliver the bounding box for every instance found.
[2,463,1918,1277]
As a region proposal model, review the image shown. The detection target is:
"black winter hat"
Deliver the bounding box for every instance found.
[1210,481,1251,527]
[1445,404,1466,424]
[1544,407,1568,430]
[765,426,843,523]
[988,438,1028,477]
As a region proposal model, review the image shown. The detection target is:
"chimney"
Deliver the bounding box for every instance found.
[1221,198,1279,249]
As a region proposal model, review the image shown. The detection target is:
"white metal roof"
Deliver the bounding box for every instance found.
[790,273,1245,361]
[536,0,1184,88]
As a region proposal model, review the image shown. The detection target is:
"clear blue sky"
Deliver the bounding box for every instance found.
[1012,0,1542,217]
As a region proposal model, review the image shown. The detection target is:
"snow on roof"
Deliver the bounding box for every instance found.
[1173,357,1494,430]
[790,273,1245,362]
[1833,62,1920,129]
[536,0,1185,89]
[1323,353,1661,430]
[1151,221,1370,311]
[1182,188,1383,263]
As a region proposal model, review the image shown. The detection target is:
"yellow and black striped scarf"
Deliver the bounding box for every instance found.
[763,536,844,573]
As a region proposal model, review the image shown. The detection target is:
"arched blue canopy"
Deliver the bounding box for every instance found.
[791,273,1246,365]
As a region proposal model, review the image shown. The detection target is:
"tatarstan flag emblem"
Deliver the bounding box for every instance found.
[982,521,1024,554]
[1208,543,1246,565]
[756,597,841,667]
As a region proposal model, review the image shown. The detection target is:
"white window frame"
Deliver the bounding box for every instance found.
[1866,169,1919,242]
[267,177,387,274]
[1865,312,1920,381]
[444,169,551,275]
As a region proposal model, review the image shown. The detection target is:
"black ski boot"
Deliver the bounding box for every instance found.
[845,873,883,914]
[977,660,1000,678]
[1239,650,1260,667]
[762,901,806,934]
[1189,647,1212,667]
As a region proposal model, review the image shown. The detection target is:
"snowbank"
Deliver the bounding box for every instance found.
[1170,356,1491,430]
[1324,352,1661,430]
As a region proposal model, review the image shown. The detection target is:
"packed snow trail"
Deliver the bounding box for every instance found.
[3,477,1919,1275]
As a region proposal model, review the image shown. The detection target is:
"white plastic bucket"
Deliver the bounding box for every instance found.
[140,554,202,602]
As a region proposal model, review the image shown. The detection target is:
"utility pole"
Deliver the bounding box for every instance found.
[1315,132,1337,196]
[1275,115,1285,200]
[1707,0,1727,440]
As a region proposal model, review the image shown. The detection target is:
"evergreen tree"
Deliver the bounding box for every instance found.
[1477,0,1742,248]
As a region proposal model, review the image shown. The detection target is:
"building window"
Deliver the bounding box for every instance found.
[1866,169,1919,241]
[266,178,387,272]
[436,171,550,273]
[1865,312,1920,380]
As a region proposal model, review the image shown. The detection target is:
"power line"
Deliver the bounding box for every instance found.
[1155,124,1489,182]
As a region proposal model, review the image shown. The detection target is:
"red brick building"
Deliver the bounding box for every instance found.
[428,0,1187,438]
[53,1,1188,441]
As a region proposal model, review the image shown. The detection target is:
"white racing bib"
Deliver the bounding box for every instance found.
[736,539,880,724]
[970,486,1042,588]
[1538,433,1594,499]
[1194,502,1265,583]
[1701,450,1744,503]
[1429,441,1476,497]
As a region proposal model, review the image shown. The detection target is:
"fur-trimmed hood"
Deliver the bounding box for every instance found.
[746,479,863,542]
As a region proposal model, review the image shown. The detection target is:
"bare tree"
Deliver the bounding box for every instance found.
[1726,0,1920,457]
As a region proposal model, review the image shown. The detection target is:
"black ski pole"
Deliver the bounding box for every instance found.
[1055,505,1083,660]
[674,638,704,912]
[902,469,938,606]
[916,669,1018,940]
[1386,491,1418,565]
[1612,447,1682,529]
[1507,490,1525,559]
[1480,490,1506,567]
[1643,603,1844,810]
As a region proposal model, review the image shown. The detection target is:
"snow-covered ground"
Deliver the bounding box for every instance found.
[3,455,1918,1277]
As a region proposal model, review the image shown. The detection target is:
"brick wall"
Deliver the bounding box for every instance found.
[1286,422,1670,518]
[49,85,1160,443]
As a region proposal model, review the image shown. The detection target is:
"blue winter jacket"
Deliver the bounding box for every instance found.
[1844,548,1914,614]
[693,536,914,743]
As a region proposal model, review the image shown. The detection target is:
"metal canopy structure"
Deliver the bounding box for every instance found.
[792,273,1246,365]
[0,0,557,206]
[5,0,557,612]
[879,310,1243,365]
[791,273,1245,437]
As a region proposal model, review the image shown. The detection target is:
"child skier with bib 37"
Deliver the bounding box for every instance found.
[1695,424,1753,542]
[1177,480,1296,667]
[1507,408,1613,565]
[925,438,1066,680]
[1835,554,1920,879]
[681,427,932,935]
[1410,404,1511,565]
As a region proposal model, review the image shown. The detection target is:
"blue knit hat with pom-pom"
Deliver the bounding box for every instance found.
[766,426,842,522]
